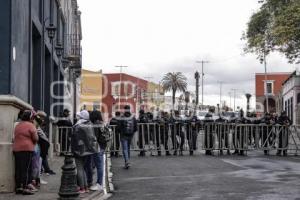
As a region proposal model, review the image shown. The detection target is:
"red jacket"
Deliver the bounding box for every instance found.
[13,121,38,152]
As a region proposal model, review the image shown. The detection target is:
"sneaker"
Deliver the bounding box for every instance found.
[15,188,23,194]
[27,184,38,192]
[45,170,56,175]
[124,162,130,169]
[40,179,48,185]
[90,183,103,191]
[78,189,86,194]
[22,188,35,195]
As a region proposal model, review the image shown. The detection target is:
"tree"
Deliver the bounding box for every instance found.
[243,0,300,63]
[161,72,187,110]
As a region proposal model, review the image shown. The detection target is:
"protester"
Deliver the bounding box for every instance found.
[120,105,137,169]
[71,110,97,193]
[13,110,38,195]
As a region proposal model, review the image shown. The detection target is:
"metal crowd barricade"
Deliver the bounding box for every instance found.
[56,126,73,154]
[108,121,300,155]
[288,125,300,155]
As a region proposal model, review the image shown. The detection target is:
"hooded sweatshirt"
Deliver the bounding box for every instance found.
[72,110,98,157]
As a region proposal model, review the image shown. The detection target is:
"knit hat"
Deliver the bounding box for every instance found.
[76,110,89,120]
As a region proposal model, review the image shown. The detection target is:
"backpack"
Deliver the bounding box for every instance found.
[95,124,112,150]
[123,118,135,136]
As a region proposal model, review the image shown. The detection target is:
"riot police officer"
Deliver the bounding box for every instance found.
[276,111,291,156]
[260,113,274,155]
[204,113,214,155]
[138,110,148,156]
[187,115,200,155]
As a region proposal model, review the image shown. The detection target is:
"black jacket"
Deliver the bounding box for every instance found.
[93,120,108,150]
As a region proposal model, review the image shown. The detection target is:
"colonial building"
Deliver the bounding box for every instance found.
[0,0,82,192]
[101,73,148,120]
[255,72,290,115]
[282,71,300,125]
[146,82,165,112]
[80,69,103,111]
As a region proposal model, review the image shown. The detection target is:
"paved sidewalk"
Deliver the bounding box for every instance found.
[110,151,300,200]
[0,156,103,200]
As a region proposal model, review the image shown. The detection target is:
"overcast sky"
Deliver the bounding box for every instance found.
[78,0,297,110]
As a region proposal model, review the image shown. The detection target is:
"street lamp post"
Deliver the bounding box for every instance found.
[196,60,209,110]
[195,71,200,108]
[231,89,238,112]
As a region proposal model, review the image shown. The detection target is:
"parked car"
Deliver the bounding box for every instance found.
[196,110,208,121]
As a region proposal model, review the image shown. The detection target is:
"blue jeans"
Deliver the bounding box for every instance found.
[85,151,104,186]
[121,138,132,163]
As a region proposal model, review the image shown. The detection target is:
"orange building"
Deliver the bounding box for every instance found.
[255,72,290,114]
[80,69,103,111]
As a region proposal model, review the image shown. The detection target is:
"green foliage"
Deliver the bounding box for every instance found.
[244,0,300,63]
[161,72,187,108]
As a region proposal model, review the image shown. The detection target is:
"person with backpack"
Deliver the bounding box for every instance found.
[120,105,137,169]
[85,110,109,191]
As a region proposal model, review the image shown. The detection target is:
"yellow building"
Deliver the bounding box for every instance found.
[80,69,103,111]
[146,82,165,112]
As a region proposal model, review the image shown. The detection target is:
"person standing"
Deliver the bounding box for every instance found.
[57,109,73,154]
[13,110,39,195]
[71,110,97,193]
[87,110,108,191]
[109,111,121,157]
[120,105,137,169]
[276,111,291,156]
[137,109,148,156]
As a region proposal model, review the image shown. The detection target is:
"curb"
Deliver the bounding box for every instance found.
[106,154,115,193]
[82,153,114,200]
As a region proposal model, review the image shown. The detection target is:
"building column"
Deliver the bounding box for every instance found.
[0,95,32,192]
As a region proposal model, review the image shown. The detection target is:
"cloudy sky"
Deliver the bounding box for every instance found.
[78,0,297,110]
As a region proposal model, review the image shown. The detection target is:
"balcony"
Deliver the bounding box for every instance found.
[65,34,82,70]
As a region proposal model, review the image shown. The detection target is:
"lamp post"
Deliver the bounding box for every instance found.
[245,93,252,114]
[195,71,200,108]
[196,60,209,109]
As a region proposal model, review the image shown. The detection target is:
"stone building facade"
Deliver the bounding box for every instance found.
[0,0,82,192]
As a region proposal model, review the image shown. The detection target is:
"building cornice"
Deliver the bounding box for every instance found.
[0,95,32,110]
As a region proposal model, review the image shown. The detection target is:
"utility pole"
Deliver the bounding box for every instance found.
[115,66,128,110]
[228,92,232,110]
[263,52,269,113]
[218,81,223,108]
[231,89,238,112]
[196,60,209,110]
[195,71,200,108]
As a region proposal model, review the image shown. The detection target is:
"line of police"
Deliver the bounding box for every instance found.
[109,109,292,157]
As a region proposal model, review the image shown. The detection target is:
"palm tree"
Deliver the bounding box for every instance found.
[161,72,187,110]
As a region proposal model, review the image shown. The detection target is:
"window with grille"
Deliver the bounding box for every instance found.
[265,81,274,95]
